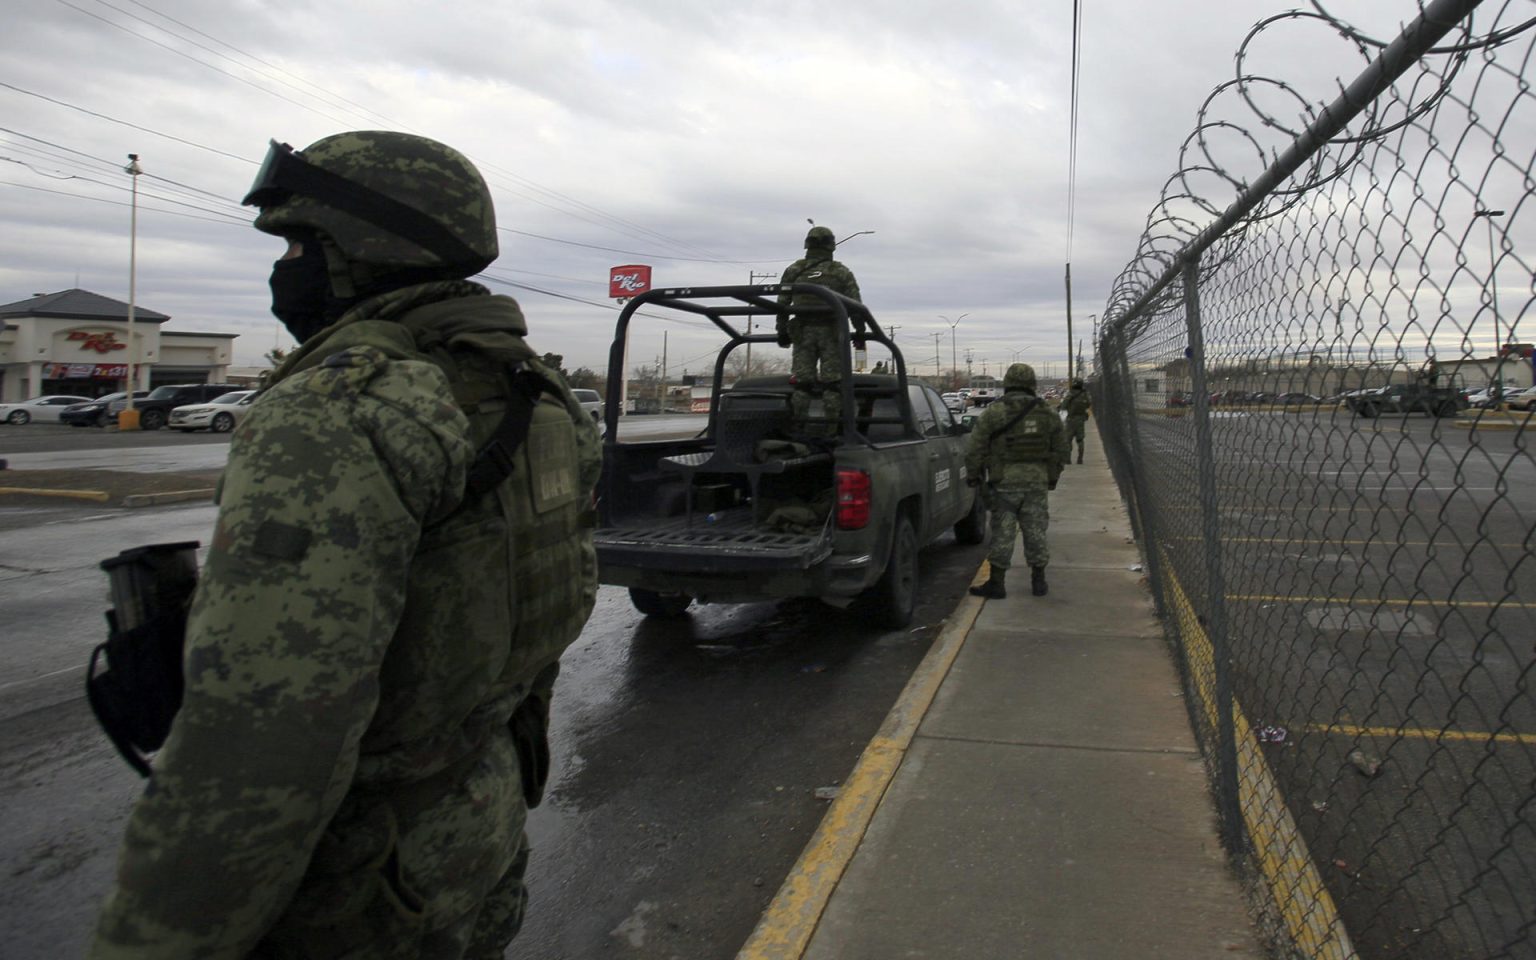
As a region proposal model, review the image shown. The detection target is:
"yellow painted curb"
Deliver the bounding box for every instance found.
[1161,552,1357,960]
[0,486,110,502]
[735,568,989,960]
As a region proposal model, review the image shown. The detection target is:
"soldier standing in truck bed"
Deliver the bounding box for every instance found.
[776,225,862,422]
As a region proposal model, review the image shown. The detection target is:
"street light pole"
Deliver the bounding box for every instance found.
[123,153,143,429]
[838,230,876,245]
[940,313,968,390]
[1473,207,1506,395]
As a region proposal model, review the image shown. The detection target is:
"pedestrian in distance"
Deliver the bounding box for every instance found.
[1059,377,1092,464]
[776,225,862,422]
[965,362,1068,598]
[89,131,601,960]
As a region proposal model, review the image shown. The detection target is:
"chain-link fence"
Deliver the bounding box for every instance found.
[1094,2,1535,957]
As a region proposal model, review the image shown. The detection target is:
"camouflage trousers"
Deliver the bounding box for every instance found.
[1066,416,1087,451]
[987,471,1051,570]
[790,321,843,420]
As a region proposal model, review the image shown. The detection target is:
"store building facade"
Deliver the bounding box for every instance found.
[0,289,239,402]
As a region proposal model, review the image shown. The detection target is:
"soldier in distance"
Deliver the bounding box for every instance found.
[1058,378,1092,464]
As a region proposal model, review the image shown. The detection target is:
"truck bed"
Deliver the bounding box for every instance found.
[596,504,832,573]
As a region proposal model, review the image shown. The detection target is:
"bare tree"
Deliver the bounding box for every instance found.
[726,350,789,381]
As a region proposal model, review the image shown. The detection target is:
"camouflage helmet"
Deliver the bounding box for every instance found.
[244,132,497,277]
[804,225,836,251]
[1004,362,1037,390]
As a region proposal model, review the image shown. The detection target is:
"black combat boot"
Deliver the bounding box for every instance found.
[1031,566,1048,596]
[1076,448,1084,465]
[969,568,1006,599]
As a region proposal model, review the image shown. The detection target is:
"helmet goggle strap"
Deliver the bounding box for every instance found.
[243,139,484,269]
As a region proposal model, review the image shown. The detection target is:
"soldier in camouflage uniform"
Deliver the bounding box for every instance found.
[1059,378,1092,464]
[89,132,600,960]
[776,226,862,421]
[965,363,1068,598]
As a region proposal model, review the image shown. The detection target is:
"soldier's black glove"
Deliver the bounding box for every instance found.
[776,327,792,348]
[1048,478,1058,491]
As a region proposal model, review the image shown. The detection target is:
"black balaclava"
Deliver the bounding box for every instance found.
[268,237,344,344]
[268,234,457,344]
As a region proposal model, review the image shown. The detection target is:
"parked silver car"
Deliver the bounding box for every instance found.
[0,395,91,424]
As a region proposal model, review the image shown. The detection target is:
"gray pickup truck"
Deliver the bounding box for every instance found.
[595,284,986,627]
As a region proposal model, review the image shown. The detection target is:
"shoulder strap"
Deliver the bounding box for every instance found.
[988,397,1041,447]
[462,366,561,501]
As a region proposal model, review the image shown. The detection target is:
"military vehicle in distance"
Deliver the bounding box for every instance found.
[1343,380,1467,418]
[595,284,986,628]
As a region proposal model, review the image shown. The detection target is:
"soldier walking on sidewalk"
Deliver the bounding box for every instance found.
[965,363,1068,598]
[1059,378,1092,465]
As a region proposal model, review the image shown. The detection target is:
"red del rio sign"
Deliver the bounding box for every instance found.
[609,264,652,299]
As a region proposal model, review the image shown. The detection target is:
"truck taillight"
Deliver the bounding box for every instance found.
[836,469,871,530]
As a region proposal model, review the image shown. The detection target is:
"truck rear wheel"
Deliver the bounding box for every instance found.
[629,588,692,618]
[1435,400,1457,418]
[864,515,918,629]
[953,490,987,545]
[1356,401,1378,419]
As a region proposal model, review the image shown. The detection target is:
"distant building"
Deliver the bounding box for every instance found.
[0,289,239,401]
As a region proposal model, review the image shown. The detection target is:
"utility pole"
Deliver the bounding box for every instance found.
[965,348,974,384]
[747,269,778,377]
[940,313,968,390]
[932,332,943,380]
[660,330,668,413]
[1473,207,1506,396]
[123,153,143,429]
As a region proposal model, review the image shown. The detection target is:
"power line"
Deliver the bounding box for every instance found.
[1066,0,1083,262]
[497,226,776,264]
[74,0,733,263]
[53,0,362,129]
[0,179,248,225]
[0,81,254,163]
[477,270,716,329]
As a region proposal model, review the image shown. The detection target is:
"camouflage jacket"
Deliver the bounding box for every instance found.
[1059,388,1092,419]
[90,281,599,959]
[965,389,1069,485]
[776,251,861,333]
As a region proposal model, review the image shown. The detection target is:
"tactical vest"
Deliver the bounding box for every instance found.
[995,396,1054,462]
[1064,391,1091,418]
[785,255,855,319]
[360,309,598,753]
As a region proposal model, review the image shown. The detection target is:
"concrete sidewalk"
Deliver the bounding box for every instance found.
[741,427,1266,959]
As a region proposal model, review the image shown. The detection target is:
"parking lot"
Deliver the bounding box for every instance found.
[1131,407,1535,959]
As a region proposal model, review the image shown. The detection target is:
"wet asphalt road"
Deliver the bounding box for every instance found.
[0,425,987,959]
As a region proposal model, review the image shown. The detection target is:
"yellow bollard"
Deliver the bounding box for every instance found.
[118,408,142,431]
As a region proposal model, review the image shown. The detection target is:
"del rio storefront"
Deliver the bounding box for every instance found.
[0,289,239,402]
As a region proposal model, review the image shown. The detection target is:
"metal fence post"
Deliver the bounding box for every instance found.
[1180,257,1243,855]
[1108,325,1167,619]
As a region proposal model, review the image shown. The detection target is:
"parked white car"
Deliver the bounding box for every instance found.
[0,395,91,424]
[571,389,604,422]
[941,392,966,414]
[168,390,256,433]
[1504,385,1536,411]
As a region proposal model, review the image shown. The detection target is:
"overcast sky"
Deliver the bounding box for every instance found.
[1,0,1457,377]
